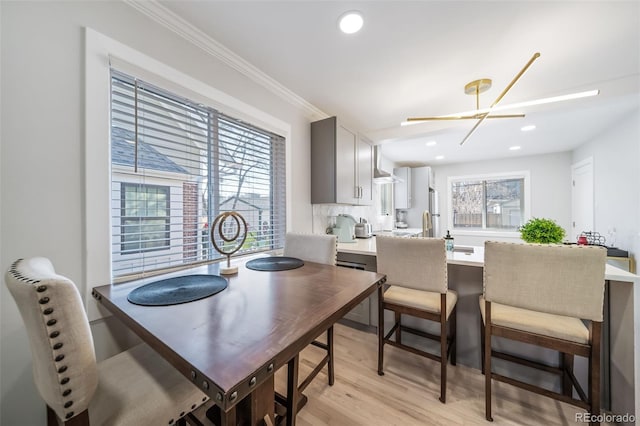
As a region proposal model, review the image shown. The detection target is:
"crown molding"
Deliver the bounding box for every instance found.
[124,0,328,120]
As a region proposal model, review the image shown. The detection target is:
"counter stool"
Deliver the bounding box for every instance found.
[5,257,208,426]
[481,241,606,424]
[279,232,337,426]
[376,236,457,403]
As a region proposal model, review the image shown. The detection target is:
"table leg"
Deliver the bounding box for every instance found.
[286,355,299,426]
[237,375,275,425]
[206,404,236,426]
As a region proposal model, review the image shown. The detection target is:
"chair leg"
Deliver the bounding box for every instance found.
[561,352,574,397]
[450,305,457,366]
[377,285,385,376]
[47,405,58,426]
[327,326,334,386]
[484,301,493,422]
[394,311,402,345]
[589,322,602,426]
[480,312,485,375]
[439,293,447,403]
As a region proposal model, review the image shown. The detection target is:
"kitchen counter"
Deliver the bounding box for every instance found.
[338,237,484,267]
[338,237,634,278]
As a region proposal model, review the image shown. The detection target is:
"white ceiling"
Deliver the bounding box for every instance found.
[158,1,640,165]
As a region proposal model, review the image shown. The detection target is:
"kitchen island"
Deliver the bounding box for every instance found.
[337,237,639,421]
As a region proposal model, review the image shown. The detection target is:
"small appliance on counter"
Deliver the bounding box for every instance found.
[395,210,408,229]
[327,214,357,243]
[355,218,373,239]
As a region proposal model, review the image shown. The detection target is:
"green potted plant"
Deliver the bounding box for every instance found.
[519,217,566,244]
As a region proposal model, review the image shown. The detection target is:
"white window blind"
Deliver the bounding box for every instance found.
[110,70,286,279]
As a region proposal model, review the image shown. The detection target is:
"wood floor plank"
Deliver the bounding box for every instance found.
[275,324,614,426]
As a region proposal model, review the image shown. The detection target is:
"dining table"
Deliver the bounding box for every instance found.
[92,257,386,426]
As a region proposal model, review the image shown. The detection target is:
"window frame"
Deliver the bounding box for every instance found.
[85,28,292,321]
[120,183,171,254]
[446,171,531,237]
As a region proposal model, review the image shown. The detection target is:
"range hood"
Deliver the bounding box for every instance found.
[373,145,402,184]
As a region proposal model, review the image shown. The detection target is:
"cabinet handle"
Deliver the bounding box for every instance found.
[355,187,359,199]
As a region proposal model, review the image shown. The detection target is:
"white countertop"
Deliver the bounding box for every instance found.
[337,237,638,282]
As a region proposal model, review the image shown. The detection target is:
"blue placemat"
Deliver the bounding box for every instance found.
[127,274,228,306]
[245,256,304,271]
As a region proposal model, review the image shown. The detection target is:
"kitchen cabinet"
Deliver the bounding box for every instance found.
[336,251,377,326]
[394,167,412,209]
[311,116,372,205]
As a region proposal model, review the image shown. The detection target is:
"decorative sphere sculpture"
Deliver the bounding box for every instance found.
[210,211,248,275]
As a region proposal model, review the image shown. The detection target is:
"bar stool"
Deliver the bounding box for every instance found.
[280,232,337,426]
[481,241,606,424]
[376,236,457,403]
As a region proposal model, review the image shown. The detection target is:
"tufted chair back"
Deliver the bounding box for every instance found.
[283,232,337,266]
[5,257,99,422]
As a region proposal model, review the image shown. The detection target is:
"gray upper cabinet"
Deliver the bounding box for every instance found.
[311,117,372,205]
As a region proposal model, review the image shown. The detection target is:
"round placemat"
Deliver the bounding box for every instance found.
[245,256,304,271]
[127,274,228,306]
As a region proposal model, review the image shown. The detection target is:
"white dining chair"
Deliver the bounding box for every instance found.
[5,257,209,426]
[281,232,337,426]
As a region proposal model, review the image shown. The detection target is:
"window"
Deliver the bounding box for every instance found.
[449,173,528,232]
[110,70,286,279]
[121,183,170,253]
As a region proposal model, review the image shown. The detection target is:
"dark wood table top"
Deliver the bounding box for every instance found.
[92,259,385,411]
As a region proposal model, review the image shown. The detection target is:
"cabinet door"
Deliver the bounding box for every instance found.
[357,137,373,205]
[394,167,412,209]
[336,124,357,204]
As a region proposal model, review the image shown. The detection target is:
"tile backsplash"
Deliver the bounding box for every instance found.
[312,204,394,234]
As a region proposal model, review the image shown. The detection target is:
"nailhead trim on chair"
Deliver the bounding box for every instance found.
[9,259,76,421]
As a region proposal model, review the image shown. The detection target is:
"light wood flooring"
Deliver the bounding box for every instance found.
[273,323,614,426]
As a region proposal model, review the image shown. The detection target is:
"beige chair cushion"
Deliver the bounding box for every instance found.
[284,232,337,266]
[376,236,448,293]
[385,286,457,319]
[484,241,606,321]
[479,296,589,344]
[90,343,208,426]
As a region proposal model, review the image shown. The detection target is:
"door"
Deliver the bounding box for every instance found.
[571,158,594,241]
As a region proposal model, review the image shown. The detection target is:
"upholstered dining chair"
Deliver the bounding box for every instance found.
[376,236,457,403]
[280,232,337,425]
[481,241,606,423]
[5,257,209,426]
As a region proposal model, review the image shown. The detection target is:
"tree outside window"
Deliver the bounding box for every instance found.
[451,176,525,231]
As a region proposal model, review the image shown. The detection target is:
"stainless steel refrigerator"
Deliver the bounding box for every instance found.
[404,166,440,237]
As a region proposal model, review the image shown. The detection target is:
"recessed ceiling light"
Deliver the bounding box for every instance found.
[521,125,536,132]
[509,146,521,151]
[425,140,437,147]
[435,155,445,160]
[339,11,364,34]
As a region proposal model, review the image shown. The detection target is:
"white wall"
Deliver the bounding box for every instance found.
[572,107,640,262]
[431,151,573,246]
[0,2,312,424]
